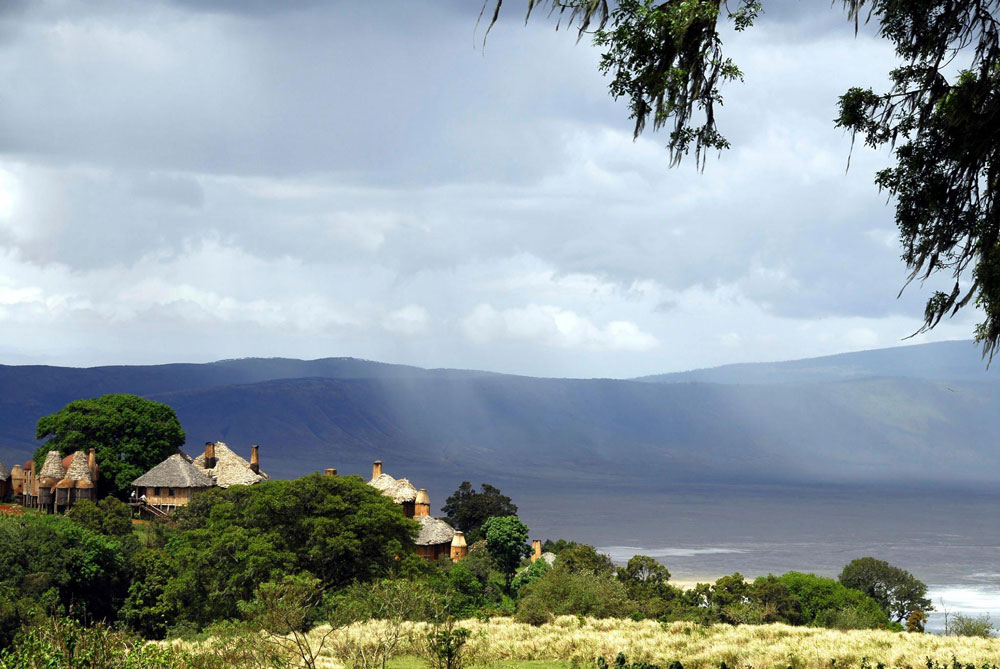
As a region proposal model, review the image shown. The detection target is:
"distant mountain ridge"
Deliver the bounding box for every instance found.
[636,340,993,385]
[1,341,995,500]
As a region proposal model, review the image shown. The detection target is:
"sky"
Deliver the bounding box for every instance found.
[0,0,980,377]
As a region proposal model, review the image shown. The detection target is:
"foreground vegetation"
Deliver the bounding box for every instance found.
[0,395,985,666]
[133,616,1000,668]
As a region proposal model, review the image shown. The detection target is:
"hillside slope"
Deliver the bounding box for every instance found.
[637,340,993,385]
[1,343,995,499]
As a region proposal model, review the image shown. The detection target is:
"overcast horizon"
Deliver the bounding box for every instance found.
[0,0,981,378]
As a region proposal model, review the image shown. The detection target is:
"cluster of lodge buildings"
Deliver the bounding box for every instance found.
[367,459,467,561]
[0,446,468,562]
[1,449,100,513]
[131,441,269,512]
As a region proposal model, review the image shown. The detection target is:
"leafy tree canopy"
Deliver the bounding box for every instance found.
[441,481,518,543]
[67,497,135,540]
[0,513,129,645]
[490,0,1000,360]
[617,554,674,602]
[35,394,185,498]
[164,474,418,625]
[777,571,890,629]
[481,515,531,591]
[555,543,617,577]
[839,556,932,622]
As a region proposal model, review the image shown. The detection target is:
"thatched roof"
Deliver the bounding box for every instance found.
[369,472,418,503]
[63,451,92,482]
[540,551,557,566]
[0,459,9,481]
[415,515,455,546]
[192,442,268,488]
[133,454,215,488]
[39,450,66,480]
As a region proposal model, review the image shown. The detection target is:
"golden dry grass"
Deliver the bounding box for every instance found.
[174,616,1000,668]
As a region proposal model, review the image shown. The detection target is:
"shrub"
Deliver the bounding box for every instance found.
[515,593,553,626]
[0,616,184,669]
[949,613,996,638]
[777,571,889,629]
[517,567,631,619]
[596,652,663,669]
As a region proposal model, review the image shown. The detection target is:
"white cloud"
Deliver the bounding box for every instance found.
[460,303,658,352]
[0,1,986,376]
[381,304,430,336]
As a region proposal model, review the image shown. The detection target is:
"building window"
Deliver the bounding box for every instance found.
[168,488,175,497]
[153,487,160,496]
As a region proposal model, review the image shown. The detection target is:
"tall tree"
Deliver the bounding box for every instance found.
[839,556,932,622]
[441,481,518,543]
[35,394,186,499]
[481,515,531,591]
[488,0,1000,360]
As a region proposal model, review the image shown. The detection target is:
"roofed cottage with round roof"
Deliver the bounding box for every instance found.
[366,460,468,562]
[19,448,100,513]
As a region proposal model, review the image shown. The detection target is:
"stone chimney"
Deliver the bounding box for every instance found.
[531,539,542,563]
[450,531,468,562]
[372,460,382,480]
[414,489,430,517]
[250,445,260,474]
[204,442,216,469]
[324,468,338,476]
[88,448,98,482]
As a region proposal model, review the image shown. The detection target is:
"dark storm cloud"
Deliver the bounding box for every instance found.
[0,0,974,375]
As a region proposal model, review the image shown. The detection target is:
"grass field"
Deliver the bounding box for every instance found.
[175,616,1000,668]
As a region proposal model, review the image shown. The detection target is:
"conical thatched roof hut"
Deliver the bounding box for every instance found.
[416,515,455,546]
[38,450,66,484]
[133,453,214,489]
[192,442,268,488]
[369,473,418,504]
[56,451,94,490]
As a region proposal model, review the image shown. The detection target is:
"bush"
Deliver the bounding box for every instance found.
[0,513,129,646]
[950,613,996,637]
[515,593,553,626]
[517,567,631,619]
[0,616,184,669]
[777,571,889,629]
[596,652,662,669]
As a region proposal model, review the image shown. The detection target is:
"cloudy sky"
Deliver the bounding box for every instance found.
[0,0,978,377]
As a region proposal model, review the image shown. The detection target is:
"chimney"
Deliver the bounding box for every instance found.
[88,448,98,481]
[414,489,430,517]
[250,445,260,474]
[204,442,216,469]
[531,539,542,563]
[324,468,338,477]
[450,531,468,562]
[372,460,382,480]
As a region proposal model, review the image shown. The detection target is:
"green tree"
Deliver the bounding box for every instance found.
[119,548,178,640]
[0,513,129,645]
[555,543,616,577]
[839,557,932,623]
[441,482,518,543]
[777,571,889,629]
[492,0,1000,359]
[541,538,578,554]
[481,515,530,591]
[67,497,135,539]
[165,474,418,625]
[749,575,802,624]
[35,394,185,499]
[516,567,631,621]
